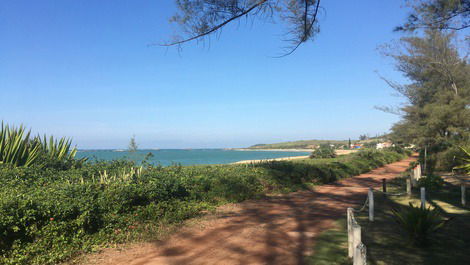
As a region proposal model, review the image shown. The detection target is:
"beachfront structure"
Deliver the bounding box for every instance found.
[376,141,393,149]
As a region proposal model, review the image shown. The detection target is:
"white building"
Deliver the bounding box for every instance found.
[376,141,392,149]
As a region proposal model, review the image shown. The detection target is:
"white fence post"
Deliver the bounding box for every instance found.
[352,223,361,260]
[368,188,374,222]
[415,164,422,180]
[347,205,367,263]
[347,208,354,258]
[354,242,367,265]
[462,184,466,207]
[420,187,426,208]
[406,176,412,196]
[411,165,418,187]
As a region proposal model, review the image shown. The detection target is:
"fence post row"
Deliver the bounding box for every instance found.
[352,222,362,263]
[411,164,420,187]
[347,207,354,258]
[421,187,426,208]
[347,206,368,264]
[368,188,374,222]
[462,184,466,207]
[406,176,412,196]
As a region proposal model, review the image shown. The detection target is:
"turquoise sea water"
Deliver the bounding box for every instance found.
[75,149,310,166]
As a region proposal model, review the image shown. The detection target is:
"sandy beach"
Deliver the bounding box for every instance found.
[232,149,358,164]
[231,148,315,152]
[232,155,310,164]
[233,148,358,154]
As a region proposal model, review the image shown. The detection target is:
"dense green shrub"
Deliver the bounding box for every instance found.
[434,145,468,171]
[260,149,406,191]
[362,140,379,148]
[388,145,412,155]
[0,149,408,264]
[392,203,449,247]
[309,145,336,159]
[418,175,444,191]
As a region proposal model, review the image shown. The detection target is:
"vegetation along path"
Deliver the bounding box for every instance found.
[86,156,416,265]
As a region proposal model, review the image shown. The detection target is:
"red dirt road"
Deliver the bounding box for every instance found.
[86,157,415,265]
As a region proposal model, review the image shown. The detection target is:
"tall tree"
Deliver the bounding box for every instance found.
[383,30,470,172]
[128,135,138,152]
[164,0,322,55]
[397,0,470,31]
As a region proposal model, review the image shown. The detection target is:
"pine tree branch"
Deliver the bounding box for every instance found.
[156,0,269,47]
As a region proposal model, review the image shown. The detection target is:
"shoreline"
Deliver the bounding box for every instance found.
[232,155,310,164]
[231,149,358,164]
[231,148,314,152]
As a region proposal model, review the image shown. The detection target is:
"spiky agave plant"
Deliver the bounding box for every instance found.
[392,202,451,246]
[453,146,470,175]
[0,122,40,166]
[37,135,79,162]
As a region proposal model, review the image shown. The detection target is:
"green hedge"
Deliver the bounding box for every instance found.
[0,148,408,264]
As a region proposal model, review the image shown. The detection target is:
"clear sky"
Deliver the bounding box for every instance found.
[1,0,410,149]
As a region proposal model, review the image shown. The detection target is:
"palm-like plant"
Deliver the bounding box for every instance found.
[0,122,40,166]
[1,121,86,168]
[453,146,470,175]
[36,135,78,162]
[392,202,450,246]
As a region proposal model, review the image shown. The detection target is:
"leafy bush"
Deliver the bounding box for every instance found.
[362,140,379,148]
[310,145,336,159]
[418,175,444,191]
[261,149,406,191]
[387,145,412,155]
[392,203,449,247]
[432,145,467,172]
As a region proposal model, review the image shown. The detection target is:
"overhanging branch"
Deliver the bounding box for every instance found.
[156,0,268,47]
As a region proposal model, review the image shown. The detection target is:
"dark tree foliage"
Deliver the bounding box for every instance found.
[165,0,322,55]
[128,135,138,152]
[383,30,470,172]
[397,0,470,31]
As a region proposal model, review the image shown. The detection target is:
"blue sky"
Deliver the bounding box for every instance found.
[1,1,410,149]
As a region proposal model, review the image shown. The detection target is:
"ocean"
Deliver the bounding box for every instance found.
[75,149,310,166]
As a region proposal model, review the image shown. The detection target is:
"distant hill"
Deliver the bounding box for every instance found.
[248,139,350,149]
